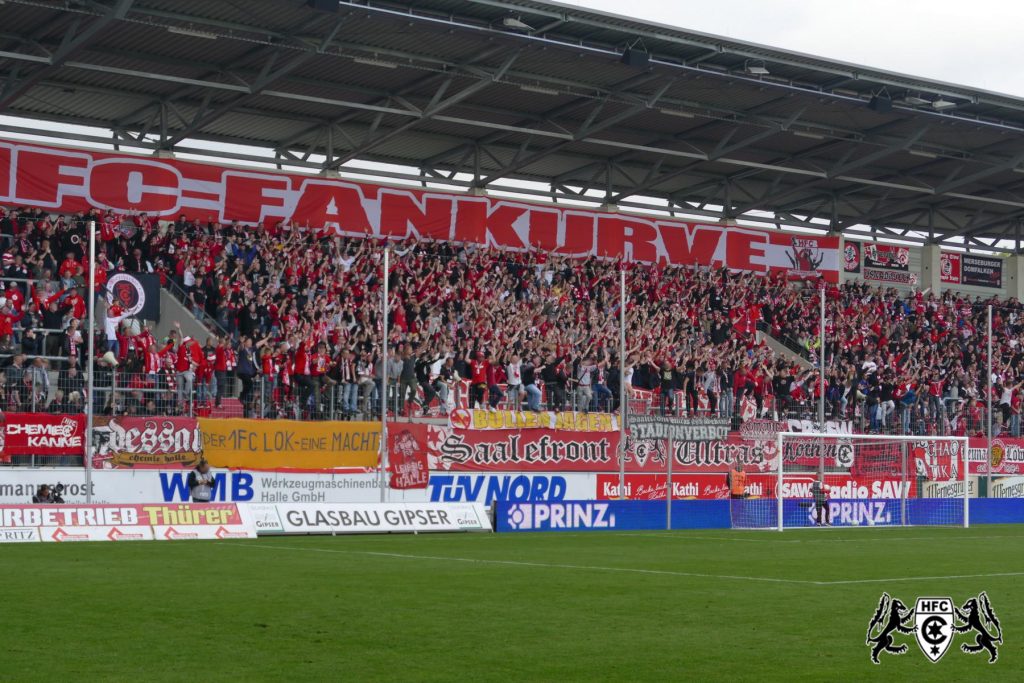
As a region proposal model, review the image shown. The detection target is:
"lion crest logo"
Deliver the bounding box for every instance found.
[954,592,1002,663]
[866,592,1002,664]
[866,593,915,664]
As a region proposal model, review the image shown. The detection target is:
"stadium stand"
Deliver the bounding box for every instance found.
[0,202,1017,439]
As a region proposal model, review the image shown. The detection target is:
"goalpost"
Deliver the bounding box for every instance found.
[730,432,970,531]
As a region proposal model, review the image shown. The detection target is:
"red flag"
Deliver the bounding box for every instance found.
[388,428,430,489]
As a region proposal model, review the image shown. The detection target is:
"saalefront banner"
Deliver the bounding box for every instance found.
[0,138,840,279]
[401,423,783,473]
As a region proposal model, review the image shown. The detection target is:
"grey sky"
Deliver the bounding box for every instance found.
[575,0,1024,97]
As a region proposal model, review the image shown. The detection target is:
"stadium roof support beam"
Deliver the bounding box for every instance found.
[932,150,1024,194]
[472,82,677,187]
[417,70,666,171]
[158,18,347,148]
[607,108,807,203]
[322,48,522,171]
[0,0,135,113]
[826,127,929,178]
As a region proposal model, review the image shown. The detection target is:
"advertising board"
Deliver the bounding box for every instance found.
[275,502,490,534]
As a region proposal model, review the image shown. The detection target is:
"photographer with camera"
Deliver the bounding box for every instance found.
[32,484,65,504]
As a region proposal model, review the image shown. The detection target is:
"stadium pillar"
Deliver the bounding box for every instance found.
[920,244,942,293]
[380,246,390,502]
[86,221,96,503]
[618,266,626,499]
[1008,254,1024,301]
[987,304,993,497]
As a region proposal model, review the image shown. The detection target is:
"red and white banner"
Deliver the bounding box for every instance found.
[0,503,256,542]
[0,503,246,527]
[940,252,961,284]
[407,423,782,473]
[92,416,202,469]
[388,426,430,490]
[597,474,776,500]
[0,138,839,279]
[972,437,1024,476]
[3,413,84,459]
[598,473,916,500]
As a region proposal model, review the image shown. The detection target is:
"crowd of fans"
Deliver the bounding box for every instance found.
[0,202,1022,438]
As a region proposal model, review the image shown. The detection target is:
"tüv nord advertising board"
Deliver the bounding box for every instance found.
[0,469,594,505]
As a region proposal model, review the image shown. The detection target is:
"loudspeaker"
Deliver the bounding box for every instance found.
[307,0,338,12]
[868,95,893,113]
[620,48,650,69]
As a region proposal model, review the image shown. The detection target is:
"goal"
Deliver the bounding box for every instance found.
[729,433,970,531]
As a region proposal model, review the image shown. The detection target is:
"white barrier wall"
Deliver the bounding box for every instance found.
[0,468,595,506]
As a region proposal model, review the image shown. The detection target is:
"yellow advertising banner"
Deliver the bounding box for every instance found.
[197,419,381,469]
[448,409,617,432]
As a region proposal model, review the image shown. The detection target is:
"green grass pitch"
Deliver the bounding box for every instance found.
[2,526,1022,681]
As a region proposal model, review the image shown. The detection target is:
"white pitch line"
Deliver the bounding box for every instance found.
[819,572,1024,586]
[617,532,1024,544]
[225,542,816,585]
[223,542,1024,587]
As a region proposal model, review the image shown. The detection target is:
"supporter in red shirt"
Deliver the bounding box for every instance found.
[468,351,489,409]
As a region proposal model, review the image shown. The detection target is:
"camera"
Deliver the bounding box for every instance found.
[33,483,66,504]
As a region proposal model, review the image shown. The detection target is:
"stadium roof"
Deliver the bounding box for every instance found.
[3,0,1024,249]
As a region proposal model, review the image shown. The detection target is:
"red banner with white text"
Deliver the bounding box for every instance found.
[388,425,430,490]
[597,473,917,500]
[0,138,839,280]
[412,423,784,473]
[3,413,85,459]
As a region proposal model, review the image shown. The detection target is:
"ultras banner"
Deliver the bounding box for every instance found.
[402,423,833,473]
[0,138,840,280]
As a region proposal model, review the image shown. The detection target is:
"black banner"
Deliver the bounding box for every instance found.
[961,254,1002,289]
[106,272,161,321]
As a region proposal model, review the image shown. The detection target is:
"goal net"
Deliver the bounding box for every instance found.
[729,433,969,531]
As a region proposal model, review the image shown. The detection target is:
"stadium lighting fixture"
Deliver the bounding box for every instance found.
[931,97,957,110]
[520,84,560,96]
[793,130,825,140]
[744,59,769,76]
[353,56,398,69]
[502,16,534,32]
[897,93,929,106]
[167,26,218,40]
[909,149,938,159]
[658,108,695,119]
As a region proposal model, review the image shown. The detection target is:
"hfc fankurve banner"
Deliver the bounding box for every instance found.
[0,138,839,280]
